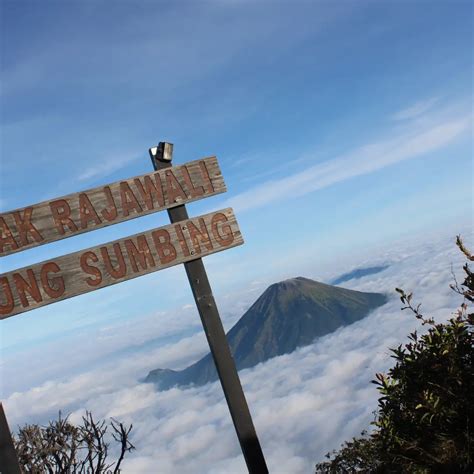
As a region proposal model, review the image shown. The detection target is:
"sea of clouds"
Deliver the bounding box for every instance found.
[2,228,472,473]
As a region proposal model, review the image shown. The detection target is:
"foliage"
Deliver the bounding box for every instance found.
[316,236,474,473]
[13,411,134,473]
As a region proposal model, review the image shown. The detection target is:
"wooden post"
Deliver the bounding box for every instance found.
[0,403,21,474]
[150,142,268,474]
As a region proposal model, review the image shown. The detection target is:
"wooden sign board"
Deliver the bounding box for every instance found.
[0,208,242,319]
[0,156,225,257]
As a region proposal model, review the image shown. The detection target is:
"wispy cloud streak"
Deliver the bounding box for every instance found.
[392,97,440,121]
[77,152,140,182]
[222,116,470,213]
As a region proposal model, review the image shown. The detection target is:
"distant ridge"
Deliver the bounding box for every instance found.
[145,277,387,390]
[331,265,389,285]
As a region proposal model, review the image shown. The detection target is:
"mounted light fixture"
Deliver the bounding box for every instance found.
[149,142,173,165]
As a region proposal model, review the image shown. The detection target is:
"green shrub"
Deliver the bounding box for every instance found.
[316,236,474,473]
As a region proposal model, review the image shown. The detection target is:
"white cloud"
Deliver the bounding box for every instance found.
[218,115,470,214]
[392,97,440,121]
[3,229,470,473]
[77,151,140,182]
[1,285,259,396]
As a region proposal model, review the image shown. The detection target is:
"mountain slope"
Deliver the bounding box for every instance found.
[145,277,387,389]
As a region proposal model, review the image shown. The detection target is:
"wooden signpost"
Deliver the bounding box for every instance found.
[0,143,268,473]
[1,209,242,318]
[0,404,21,474]
[0,157,224,257]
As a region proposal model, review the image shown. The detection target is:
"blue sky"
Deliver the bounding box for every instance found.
[1,1,472,354]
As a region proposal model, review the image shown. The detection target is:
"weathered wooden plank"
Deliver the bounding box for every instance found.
[0,156,225,257]
[0,208,242,319]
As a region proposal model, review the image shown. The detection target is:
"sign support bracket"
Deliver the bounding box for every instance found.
[150,142,268,474]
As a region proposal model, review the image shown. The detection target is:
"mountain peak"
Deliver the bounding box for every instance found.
[266,277,329,296]
[273,276,311,286]
[145,277,387,390]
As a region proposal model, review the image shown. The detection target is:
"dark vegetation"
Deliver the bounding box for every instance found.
[145,277,387,389]
[13,411,134,473]
[316,236,474,473]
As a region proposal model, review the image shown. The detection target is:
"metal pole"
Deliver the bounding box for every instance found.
[0,403,21,474]
[149,142,268,474]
